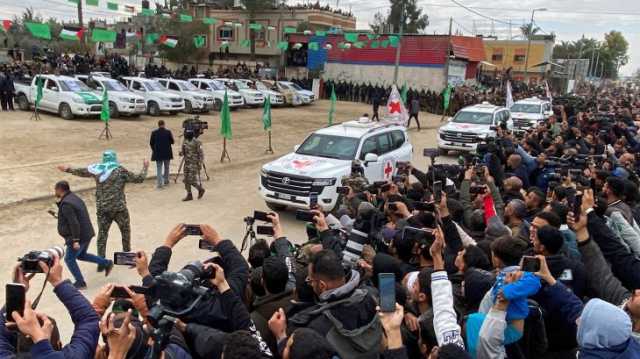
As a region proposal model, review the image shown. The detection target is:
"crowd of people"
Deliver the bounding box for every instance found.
[2,53,640,358]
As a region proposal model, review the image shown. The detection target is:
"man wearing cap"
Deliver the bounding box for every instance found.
[57,150,149,259]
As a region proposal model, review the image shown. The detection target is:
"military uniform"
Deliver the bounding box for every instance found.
[181,137,205,201]
[67,165,147,258]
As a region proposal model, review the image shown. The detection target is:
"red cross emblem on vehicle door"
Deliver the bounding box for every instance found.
[384,161,393,180]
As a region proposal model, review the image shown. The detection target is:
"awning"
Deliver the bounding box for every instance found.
[480,61,497,67]
[531,61,565,68]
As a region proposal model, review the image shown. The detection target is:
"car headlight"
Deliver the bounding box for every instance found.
[312,178,336,186]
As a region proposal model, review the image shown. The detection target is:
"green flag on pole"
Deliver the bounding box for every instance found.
[276,41,288,50]
[249,23,262,30]
[240,39,251,47]
[344,32,358,42]
[389,35,400,48]
[107,2,118,10]
[262,96,272,130]
[401,83,408,104]
[100,86,110,122]
[35,77,43,109]
[179,14,193,22]
[140,8,154,16]
[443,85,452,111]
[25,22,51,40]
[145,33,159,44]
[328,85,336,126]
[86,0,99,6]
[283,26,296,34]
[220,90,232,139]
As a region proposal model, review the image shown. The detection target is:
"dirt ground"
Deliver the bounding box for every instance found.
[0,100,454,340]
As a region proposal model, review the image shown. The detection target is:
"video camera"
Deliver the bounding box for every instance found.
[182,116,208,138]
[18,246,65,273]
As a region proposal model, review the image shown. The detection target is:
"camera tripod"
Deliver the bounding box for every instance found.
[240,217,257,252]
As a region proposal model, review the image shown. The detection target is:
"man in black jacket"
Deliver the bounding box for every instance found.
[150,120,174,189]
[55,181,113,289]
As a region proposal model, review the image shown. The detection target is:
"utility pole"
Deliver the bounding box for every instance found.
[524,8,546,83]
[392,0,405,85]
[443,17,452,89]
[77,0,86,50]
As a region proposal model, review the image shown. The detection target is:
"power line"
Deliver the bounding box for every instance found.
[448,0,511,25]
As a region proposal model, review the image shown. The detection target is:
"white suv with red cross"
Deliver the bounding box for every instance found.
[259,118,413,211]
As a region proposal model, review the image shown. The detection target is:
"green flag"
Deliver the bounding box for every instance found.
[202,17,217,25]
[328,85,336,126]
[276,41,288,50]
[381,40,389,48]
[283,26,296,34]
[308,42,319,51]
[35,77,43,109]
[353,41,365,49]
[262,96,271,130]
[145,33,159,44]
[389,35,400,48]
[91,28,116,43]
[107,2,118,10]
[100,86,110,122]
[315,30,326,37]
[179,14,192,22]
[140,8,154,16]
[249,23,262,30]
[401,83,408,104]
[220,90,232,139]
[443,85,453,111]
[86,0,99,6]
[68,0,79,3]
[25,22,51,40]
[370,40,380,48]
[240,39,251,47]
[193,35,205,48]
[367,33,379,40]
[344,32,358,42]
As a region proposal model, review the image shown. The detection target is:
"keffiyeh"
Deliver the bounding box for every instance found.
[88,150,120,183]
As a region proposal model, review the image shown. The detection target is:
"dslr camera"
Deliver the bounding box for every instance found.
[19,246,65,273]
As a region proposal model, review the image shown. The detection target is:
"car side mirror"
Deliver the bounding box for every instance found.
[364,153,379,164]
[447,117,453,122]
[293,144,300,152]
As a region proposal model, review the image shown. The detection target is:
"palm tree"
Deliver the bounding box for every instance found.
[520,22,540,39]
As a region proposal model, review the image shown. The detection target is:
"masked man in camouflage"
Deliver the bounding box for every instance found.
[57,150,149,260]
[339,160,369,216]
[180,129,205,201]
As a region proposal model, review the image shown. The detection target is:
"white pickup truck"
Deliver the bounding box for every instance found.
[259,118,413,211]
[15,75,103,120]
[188,78,245,110]
[216,78,264,107]
[121,77,184,116]
[510,97,553,133]
[75,75,146,117]
[437,102,512,154]
[236,79,285,106]
[156,78,215,114]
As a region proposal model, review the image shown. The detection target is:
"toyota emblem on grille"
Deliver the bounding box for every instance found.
[457,133,462,138]
[282,177,291,184]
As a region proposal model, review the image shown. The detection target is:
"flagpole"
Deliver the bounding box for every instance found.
[220,138,231,162]
[266,130,274,154]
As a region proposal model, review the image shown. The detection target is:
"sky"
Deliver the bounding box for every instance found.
[0,0,638,75]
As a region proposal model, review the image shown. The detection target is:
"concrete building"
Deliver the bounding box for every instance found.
[481,35,555,84]
[188,4,355,63]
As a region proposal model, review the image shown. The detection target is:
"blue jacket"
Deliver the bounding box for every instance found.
[0,280,99,359]
[491,269,541,321]
[578,298,640,359]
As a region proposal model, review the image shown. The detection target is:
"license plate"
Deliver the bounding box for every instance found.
[276,193,291,200]
[136,106,145,111]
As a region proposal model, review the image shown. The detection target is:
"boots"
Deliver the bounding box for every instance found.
[197,187,205,199]
[182,193,193,201]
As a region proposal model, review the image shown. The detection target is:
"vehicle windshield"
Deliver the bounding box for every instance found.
[178,81,198,91]
[59,80,91,92]
[452,111,494,125]
[144,81,165,91]
[204,80,225,91]
[290,83,304,91]
[296,134,359,160]
[510,103,541,114]
[235,81,250,90]
[278,82,291,90]
[102,80,128,91]
[255,81,269,91]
